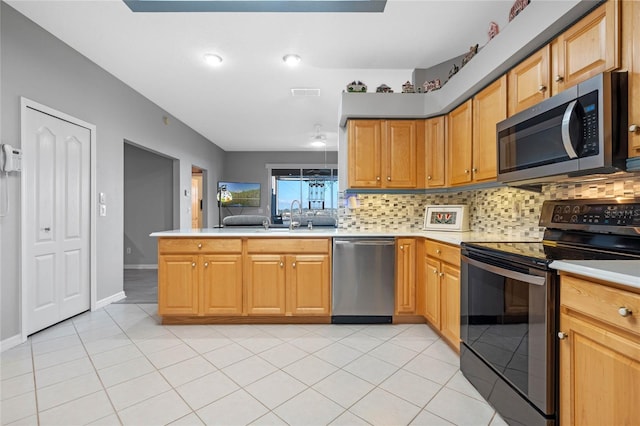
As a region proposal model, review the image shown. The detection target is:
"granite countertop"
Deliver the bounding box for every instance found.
[149,228,539,246]
[550,260,640,290]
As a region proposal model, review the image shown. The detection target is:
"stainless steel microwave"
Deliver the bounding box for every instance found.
[496,72,627,184]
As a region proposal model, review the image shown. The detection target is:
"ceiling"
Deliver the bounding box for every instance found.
[7,0,516,152]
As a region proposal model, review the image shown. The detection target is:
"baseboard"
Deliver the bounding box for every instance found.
[124,264,158,270]
[95,291,127,310]
[1,334,24,352]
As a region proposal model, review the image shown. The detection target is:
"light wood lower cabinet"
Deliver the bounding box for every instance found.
[422,239,461,351]
[157,237,330,319]
[395,238,416,315]
[558,273,640,425]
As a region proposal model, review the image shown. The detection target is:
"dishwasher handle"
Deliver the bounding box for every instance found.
[334,239,395,246]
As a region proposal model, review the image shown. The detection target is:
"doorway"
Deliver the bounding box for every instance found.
[21,98,96,338]
[191,166,206,229]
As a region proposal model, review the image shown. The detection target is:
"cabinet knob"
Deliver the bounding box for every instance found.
[554,75,564,83]
[472,168,477,173]
[387,176,391,181]
[197,243,202,249]
[427,175,432,180]
[439,272,444,277]
[629,124,640,133]
[204,262,209,267]
[464,169,469,174]
[292,262,296,268]
[376,176,381,181]
[192,262,196,267]
[280,262,284,267]
[433,269,439,274]
[618,307,633,317]
[538,85,547,92]
[400,245,404,250]
[558,331,568,340]
[436,249,441,254]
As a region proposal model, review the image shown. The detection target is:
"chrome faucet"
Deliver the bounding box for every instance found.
[289,199,302,230]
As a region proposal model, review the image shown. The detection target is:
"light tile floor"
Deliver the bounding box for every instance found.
[1,304,508,426]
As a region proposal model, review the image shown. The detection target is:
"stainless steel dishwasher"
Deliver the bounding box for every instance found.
[332,237,395,324]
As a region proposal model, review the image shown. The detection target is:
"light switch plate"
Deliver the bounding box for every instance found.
[99,192,106,204]
[100,204,107,217]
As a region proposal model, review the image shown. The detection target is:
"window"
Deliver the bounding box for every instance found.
[269,166,338,223]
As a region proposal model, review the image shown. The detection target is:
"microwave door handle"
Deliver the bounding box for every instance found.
[561,100,579,159]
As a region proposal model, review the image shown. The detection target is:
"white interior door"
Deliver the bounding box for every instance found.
[24,106,91,335]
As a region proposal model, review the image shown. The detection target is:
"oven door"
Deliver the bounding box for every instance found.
[460,253,556,416]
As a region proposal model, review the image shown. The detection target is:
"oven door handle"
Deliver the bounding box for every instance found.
[462,255,546,286]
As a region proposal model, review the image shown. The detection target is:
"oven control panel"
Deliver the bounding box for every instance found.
[551,203,640,226]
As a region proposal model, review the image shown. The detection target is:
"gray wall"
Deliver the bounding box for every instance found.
[124,143,174,267]
[224,151,338,219]
[1,4,226,341]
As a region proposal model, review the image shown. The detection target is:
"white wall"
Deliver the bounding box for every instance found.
[0,4,226,341]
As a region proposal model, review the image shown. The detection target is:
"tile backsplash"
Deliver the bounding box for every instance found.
[338,172,640,239]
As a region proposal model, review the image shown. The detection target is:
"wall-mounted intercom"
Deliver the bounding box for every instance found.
[1,144,22,173]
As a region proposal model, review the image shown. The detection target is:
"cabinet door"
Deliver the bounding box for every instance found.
[508,45,550,116]
[202,254,243,315]
[553,1,619,94]
[447,100,473,186]
[348,120,382,188]
[395,238,416,314]
[287,254,330,315]
[384,120,417,188]
[246,255,286,315]
[424,116,446,188]
[440,263,460,350]
[623,0,640,157]
[158,255,199,316]
[559,312,640,426]
[472,75,506,183]
[424,257,441,328]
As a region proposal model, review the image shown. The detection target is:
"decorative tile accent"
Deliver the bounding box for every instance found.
[338,172,640,238]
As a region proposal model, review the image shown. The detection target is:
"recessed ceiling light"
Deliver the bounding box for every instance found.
[283,54,301,66]
[203,53,223,66]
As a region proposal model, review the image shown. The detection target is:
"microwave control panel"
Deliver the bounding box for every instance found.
[551,203,640,226]
[578,91,599,157]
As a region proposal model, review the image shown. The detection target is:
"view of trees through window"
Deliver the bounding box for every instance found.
[270,167,338,223]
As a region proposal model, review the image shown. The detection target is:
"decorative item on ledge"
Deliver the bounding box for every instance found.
[346,81,367,93]
[509,0,530,22]
[376,84,393,93]
[422,79,442,93]
[461,44,479,68]
[488,21,499,40]
[402,81,415,93]
[448,63,459,80]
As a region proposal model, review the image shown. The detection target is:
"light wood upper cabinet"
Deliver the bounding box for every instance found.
[447,100,473,186]
[508,45,551,116]
[348,120,382,187]
[623,0,640,157]
[424,116,447,188]
[552,1,620,94]
[348,119,418,189]
[559,273,640,426]
[395,238,416,315]
[472,76,507,183]
[383,120,418,188]
[287,254,331,316]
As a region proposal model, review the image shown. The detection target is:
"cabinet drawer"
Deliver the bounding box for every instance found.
[247,238,330,254]
[561,275,640,336]
[425,240,460,266]
[158,238,242,254]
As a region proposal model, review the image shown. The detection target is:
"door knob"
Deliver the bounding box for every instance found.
[555,75,564,82]
[618,307,633,317]
[629,124,639,133]
[538,85,547,92]
[557,332,568,340]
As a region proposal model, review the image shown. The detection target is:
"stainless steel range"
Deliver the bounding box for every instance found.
[460,198,640,426]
